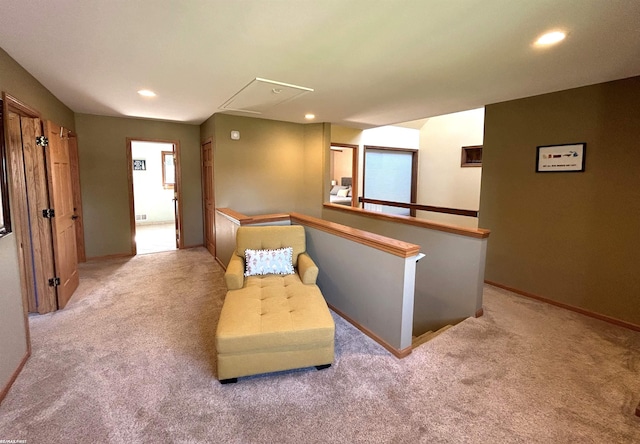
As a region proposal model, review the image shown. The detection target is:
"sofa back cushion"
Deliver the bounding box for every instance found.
[236,225,306,267]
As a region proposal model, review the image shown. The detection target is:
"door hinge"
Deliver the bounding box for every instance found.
[48,277,61,287]
[42,208,55,218]
[36,136,49,147]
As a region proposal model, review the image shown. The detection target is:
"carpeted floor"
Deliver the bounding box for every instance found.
[1,247,639,443]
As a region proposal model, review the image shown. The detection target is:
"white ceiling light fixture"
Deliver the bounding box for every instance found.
[305,113,315,120]
[534,31,566,46]
[220,78,314,114]
[137,89,157,97]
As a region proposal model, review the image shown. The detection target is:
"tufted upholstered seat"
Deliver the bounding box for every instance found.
[215,225,335,383]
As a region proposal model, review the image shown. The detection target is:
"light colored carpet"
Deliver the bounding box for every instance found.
[1,247,639,443]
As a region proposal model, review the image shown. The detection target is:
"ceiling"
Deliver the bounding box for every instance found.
[0,1,639,128]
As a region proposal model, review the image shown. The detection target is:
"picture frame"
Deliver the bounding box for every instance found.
[536,143,586,173]
[133,159,146,171]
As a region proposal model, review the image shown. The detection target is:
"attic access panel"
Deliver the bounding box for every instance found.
[220,78,313,114]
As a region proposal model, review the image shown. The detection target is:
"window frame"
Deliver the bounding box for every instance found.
[161,150,175,189]
[362,145,418,217]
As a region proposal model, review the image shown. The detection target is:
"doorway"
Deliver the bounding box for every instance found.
[329,143,358,207]
[126,139,182,255]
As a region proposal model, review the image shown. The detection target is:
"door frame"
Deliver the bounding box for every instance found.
[1,93,33,346]
[126,138,183,255]
[330,143,359,207]
[201,137,215,256]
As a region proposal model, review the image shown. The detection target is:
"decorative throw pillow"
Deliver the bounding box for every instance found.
[245,247,295,277]
[330,185,343,195]
[337,188,349,197]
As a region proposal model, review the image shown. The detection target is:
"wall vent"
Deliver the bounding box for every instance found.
[136,214,147,221]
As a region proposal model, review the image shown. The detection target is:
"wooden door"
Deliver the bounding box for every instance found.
[172,149,180,249]
[6,111,58,313]
[68,134,86,262]
[202,140,215,256]
[6,111,36,313]
[44,121,79,308]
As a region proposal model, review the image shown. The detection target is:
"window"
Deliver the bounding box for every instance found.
[362,146,418,216]
[162,151,175,188]
[0,100,11,237]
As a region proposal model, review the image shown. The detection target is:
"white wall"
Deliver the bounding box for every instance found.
[131,142,175,224]
[331,111,484,229]
[361,125,420,149]
[416,108,484,228]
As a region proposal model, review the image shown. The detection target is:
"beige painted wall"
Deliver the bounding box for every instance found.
[0,47,75,400]
[201,114,327,217]
[331,125,362,146]
[480,76,640,326]
[75,114,202,257]
[416,108,484,228]
[299,123,329,218]
[330,149,352,185]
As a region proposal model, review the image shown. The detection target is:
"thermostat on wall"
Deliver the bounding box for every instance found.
[230,130,240,140]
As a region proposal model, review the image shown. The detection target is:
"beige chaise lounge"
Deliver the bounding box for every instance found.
[215,225,335,383]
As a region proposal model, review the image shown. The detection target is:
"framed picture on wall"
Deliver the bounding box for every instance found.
[133,159,146,171]
[536,143,586,172]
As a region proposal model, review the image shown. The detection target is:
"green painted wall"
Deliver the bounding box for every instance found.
[0,48,75,130]
[201,114,327,217]
[75,114,202,258]
[480,76,640,326]
[0,46,75,399]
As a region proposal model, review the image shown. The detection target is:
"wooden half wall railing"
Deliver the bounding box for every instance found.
[323,203,489,239]
[215,207,421,358]
[358,197,479,218]
[215,208,421,265]
[215,207,490,358]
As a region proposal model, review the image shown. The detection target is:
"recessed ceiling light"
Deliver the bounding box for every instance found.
[137,89,156,97]
[305,113,315,120]
[534,31,566,46]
